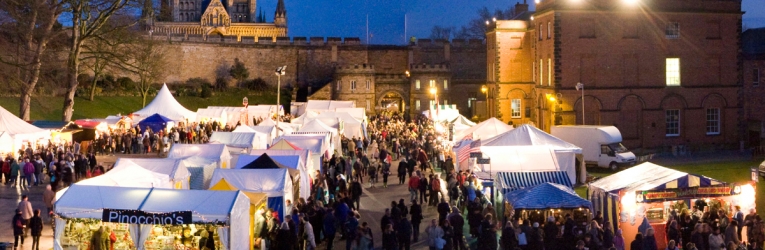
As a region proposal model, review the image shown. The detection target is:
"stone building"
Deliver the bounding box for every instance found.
[490,0,743,150]
[743,28,765,146]
[150,0,287,41]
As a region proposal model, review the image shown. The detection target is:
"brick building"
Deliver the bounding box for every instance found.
[491,0,743,150]
[743,28,765,146]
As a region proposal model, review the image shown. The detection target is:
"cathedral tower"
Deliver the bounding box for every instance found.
[274,0,287,28]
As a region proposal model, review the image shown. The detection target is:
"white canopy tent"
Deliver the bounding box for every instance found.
[0,105,51,155]
[478,146,576,184]
[249,149,316,177]
[334,108,367,120]
[131,84,196,122]
[206,107,246,126]
[196,108,228,124]
[315,111,364,138]
[211,169,295,220]
[451,115,476,126]
[167,144,233,189]
[210,131,266,152]
[75,161,173,188]
[54,185,250,250]
[235,154,311,199]
[297,120,340,147]
[291,110,318,125]
[113,158,191,189]
[273,134,330,158]
[259,117,298,134]
[304,100,355,114]
[453,117,514,141]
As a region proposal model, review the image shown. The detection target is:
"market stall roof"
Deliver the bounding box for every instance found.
[481,124,582,153]
[272,135,325,154]
[55,185,153,219]
[31,121,72,130]
[131,83,197,122]
[210,131,262,149]
[588,162,726,194]
[167,143,232,162]
[0,105,49,137]
[137,113,174,133]
[209,178,268,206]
[74,119,106,129]
[269,139,302,150]
[453,117,513,141]
[504,182,592,209]
[237,154,300,177]
[235,154,301,170]
[496,171,573,194]
[210,169,292,196]
[451,115,476,127]
[140,188,248,223]
[291,111,318,124]
[299,119,337,135]
[76,160,172,188]
[113,158,191,182]
[232,125,256,132]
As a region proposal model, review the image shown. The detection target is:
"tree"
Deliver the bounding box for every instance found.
[0,0,64,120]
[123,37,168,107]
[229,58,249,88]
[429,26,455,40]
[80,18,134,101]
[453,6,515,39]
[61,0,137,121]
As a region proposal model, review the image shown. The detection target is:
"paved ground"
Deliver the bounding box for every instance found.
[0,153,446,250]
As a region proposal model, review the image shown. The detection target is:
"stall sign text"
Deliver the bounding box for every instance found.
[102,209,192,225]
[640,186,732,202]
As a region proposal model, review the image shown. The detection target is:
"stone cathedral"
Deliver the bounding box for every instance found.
[150,0,287,41]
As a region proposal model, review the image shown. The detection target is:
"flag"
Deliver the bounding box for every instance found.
[457,139,481,163]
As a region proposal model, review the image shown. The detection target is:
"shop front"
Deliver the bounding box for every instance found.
[54,185,252,250]
[588,162,756,250]
[502,182,592,226]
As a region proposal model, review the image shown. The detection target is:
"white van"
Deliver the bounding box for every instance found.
[551,125,636,170]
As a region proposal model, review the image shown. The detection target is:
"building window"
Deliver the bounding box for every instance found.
[430,100,435,109]
[366,100,371,110]
[511,99,522,118]
[754,69,760,86]
[415,80,421,90]
[547,58,552,86]
[665,109,680,136]
[415,100,421,110]
[366,80,371,90]
[666,58,681,86]
[468,97,476,108]
[443,80,448,90]
[665,22,680,39]
[539,24,543,40]
[539,59,543,85]
[350,80,357,90]
[429,79,435,88]
[532,62,536,82]
[547,22,551,39]
[706,108,720,135]
[443,99,448,105]
[336,80,341,90]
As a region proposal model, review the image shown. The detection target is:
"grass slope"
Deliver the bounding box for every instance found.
[0,89,280,121]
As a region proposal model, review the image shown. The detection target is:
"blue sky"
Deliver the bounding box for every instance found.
[255,0,765,45]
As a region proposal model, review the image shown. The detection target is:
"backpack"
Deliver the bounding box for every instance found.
[431,178,440,191]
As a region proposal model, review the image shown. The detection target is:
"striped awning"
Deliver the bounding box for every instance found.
[495,171,573,195]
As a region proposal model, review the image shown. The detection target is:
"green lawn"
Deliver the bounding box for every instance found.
[0,89,285,121]
[575,158,765,217]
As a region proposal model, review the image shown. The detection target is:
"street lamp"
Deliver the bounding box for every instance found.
[275,66,286,136]
[481,85,489,118]
[430,87,438,119]
[546,93,563,127]
[576,82,584,125]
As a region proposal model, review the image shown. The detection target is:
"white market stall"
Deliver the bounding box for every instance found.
[131,84,197,122]
[0,105,51,155]
[453,117,513,142]
[477,146,576,185]
[167,144,233,189]
[75,161,174,188]
[210,131,266,153]
[273,135,329,158]
[211,169,296,221]
[236,154,311,199]
[113,158,192,189]
[315,111,364,138]
[54,185,251,250]
[195,108,228,124]
[249,149,316,177]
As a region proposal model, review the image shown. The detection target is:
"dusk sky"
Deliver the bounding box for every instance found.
[255,0,765,45]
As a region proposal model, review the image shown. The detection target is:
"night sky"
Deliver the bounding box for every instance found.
[254,0,765,45]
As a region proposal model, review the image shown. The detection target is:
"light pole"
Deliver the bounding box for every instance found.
[430,87,438,121]
[547,93,562,128]
[481,85,489,119]
[275,66,286,136]
[576,82,585,125]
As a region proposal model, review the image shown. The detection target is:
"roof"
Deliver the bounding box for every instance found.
[451,115,476,126]
[273,135,325,154]
[132,84,197,122]
[238,154,300,177]
[743,27,765,58]
[0,105,48,136]
[495,171,573,194]
[236,154,301,169]
[210,168,292,196]
[482,124,582,153]
[167,143,232,162]
[298,119,337,135]
[269,139,302,150]
[113,158,191,181]
[139,188,245,223]
[209,178,268,206]
[55,185,152,219]
[589,162,725,194]
[504,182,592,209]
[210,131,261,148]
[31,121,71,130]
[454,117,513,141]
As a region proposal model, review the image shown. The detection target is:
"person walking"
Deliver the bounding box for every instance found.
[12,209,25,247]
[18,195,33,236]
[426,219,445,250]
[383,224,398,250]
[398,161,407,185]
[323,208,337,250]
[501,221,518,250]
[437,198,450,225]
[30,209,43,250]
[447,206,465,250]
[350,179,363,210]
[429,175,441,206]
[301,215,316,250]
[397,215,413,250]
[643,228,658,250]
[410,200,423,242]
[10,159,20,187]
[408,173,420,202]
[43,185,55,221]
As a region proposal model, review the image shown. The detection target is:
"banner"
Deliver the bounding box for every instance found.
[637,185,732,203]
[102,209,192,225]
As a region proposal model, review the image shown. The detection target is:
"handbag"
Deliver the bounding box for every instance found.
[518,232,528,245]
[435,237,446,249]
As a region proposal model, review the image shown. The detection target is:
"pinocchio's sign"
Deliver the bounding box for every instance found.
[637,185,733,203]
[102,209,192,225]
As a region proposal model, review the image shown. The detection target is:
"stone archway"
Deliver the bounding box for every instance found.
[377,90,407,113]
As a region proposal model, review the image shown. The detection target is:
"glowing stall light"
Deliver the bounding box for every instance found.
[621,191,637,216]
[738,184,756,211]
[434,122,445,133]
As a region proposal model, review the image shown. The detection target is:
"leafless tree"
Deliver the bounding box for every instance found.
[121,37,168,107]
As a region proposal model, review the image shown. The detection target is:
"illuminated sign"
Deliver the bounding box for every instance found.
[102,209,192,225]
[638,185,732,203]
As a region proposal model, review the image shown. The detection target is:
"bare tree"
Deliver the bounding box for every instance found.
[122,37,167,107]
[430,26,455,40]
[453,7,516,39]
[61,0,138,121]
[0,0,64,120]
[80,17,134,101]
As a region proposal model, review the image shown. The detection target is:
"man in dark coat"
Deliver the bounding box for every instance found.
[323,208,337,250]
[350,179,363,210]
[397,214,413,250]
[410,200,423,242]
[448,206,466,250]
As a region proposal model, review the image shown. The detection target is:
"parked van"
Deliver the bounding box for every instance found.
[551,125,636,170]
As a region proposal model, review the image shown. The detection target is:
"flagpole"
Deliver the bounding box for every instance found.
[366,15,369,44]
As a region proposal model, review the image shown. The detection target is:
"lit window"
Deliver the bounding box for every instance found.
[706,108,720,135]
[350,80,357,90]
[415,100,421,110]
[539,24,543,40]
[539,59,543,85]
[443,80,448,90]
[366,80,371,90]
[429,79,435,88]
[547,22,551,39]
[548,58,552,86]
[665,109,680,136]
[336,80,341,90]
[666,58,681,86]
[666,22,680,39]
[366,100,371,110]
[468,97,476,108]
[754,69,760,87]
[415,80,421,90]
[443,99,448,105]
[430,100,435,109]
[511,99,522,118]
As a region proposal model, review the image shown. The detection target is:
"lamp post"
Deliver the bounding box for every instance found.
[275,66,286,136]
[576,82,585,125]
[481,85,489,119]
[430,87,438,121]
[546,93,563,128]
